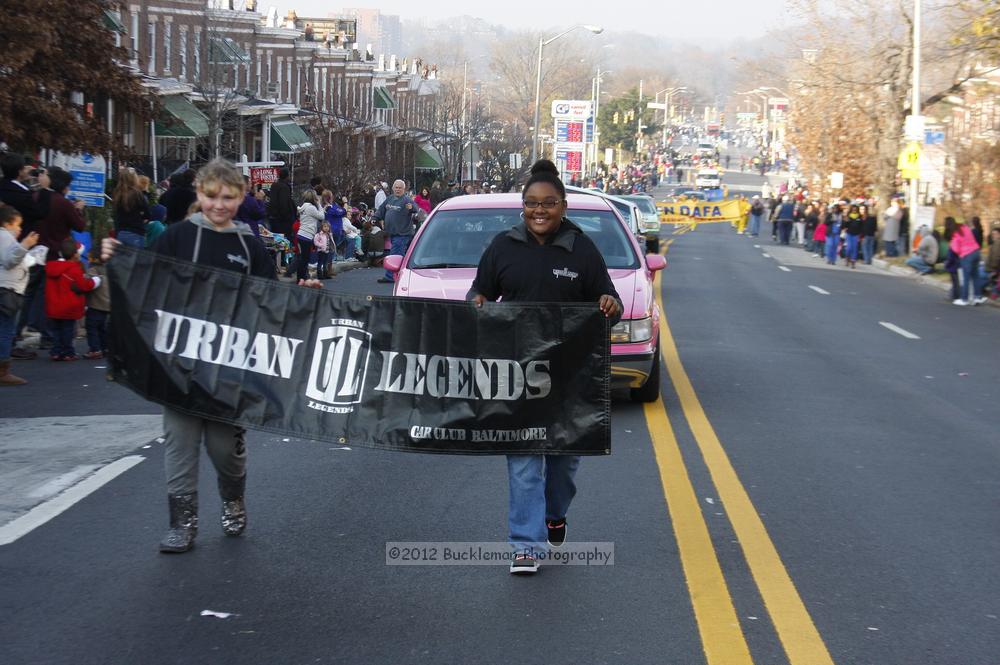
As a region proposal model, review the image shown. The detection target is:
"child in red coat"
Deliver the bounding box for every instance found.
[45,238,100,360]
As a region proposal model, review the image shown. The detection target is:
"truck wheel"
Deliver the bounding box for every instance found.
[647,237,660,254]
[630,342,661,403]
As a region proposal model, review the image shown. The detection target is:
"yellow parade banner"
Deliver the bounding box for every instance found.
[658,199,750,225]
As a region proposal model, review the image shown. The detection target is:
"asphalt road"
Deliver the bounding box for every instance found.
[1,183,998,664]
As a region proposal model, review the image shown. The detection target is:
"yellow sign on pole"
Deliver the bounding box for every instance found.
[898,141,922,180]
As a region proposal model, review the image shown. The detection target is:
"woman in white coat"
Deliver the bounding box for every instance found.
[296,189,324,281]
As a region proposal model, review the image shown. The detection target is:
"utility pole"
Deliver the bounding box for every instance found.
[636,79,643,155]
[909,0,922,214]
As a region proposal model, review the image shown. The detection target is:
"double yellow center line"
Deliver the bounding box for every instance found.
[644,255,834,664]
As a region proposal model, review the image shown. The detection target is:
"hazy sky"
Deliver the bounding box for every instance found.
[281,0,791,42]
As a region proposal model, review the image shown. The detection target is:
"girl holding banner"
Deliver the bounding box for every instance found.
[470,159,622,575]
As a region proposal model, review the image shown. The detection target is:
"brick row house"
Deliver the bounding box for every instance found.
[97,1,444,189]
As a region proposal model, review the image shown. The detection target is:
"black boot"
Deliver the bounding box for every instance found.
[159,493,198,553]
[219,475,247,537]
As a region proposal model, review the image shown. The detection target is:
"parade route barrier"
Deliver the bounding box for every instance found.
[106,246,611,455]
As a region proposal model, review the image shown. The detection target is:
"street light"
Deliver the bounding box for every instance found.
[591,68,612,175]
[737,88,772,151]
[654,87,686,147]
[531,24,603,164]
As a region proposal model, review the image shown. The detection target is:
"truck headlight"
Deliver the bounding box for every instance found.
[610,316,653,343]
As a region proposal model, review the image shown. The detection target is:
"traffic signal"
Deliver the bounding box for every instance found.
[613,112,620,124]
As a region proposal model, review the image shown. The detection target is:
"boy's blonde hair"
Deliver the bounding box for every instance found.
[195,159,245,197]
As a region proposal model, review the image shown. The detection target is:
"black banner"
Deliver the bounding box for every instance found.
[107,246,611,455]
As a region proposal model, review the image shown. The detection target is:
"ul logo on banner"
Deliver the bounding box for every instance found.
[307,323,372,406]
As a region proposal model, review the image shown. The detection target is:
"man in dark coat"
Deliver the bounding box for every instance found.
[37,167,87,262]
[266,169,296,236]
[0,154,48,236]
[158,170,197,224]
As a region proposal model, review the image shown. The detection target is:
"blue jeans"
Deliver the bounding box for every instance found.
[117,230,145,249]
[778,220,792,245]
[50,318,76,358]
[824,237,838,264]
[507,454,580,553]
[959,251,984,301]
[905,256,933,274]
[0,308,17,360]
[749,214,762,236]
[861,236,875,264]
[844,234,859,261]
[385,235,412,281]
[85,309,109,352]
[883,240,898,257]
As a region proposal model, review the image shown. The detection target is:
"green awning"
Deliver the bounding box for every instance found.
[414,145,443,170]
[209,36,250,64]
[155,95,210,138]
[102,9,126,34]
[374,87,397,110]
[271,120,313,152]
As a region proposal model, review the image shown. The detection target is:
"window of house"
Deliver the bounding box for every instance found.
[130,11,139,67]
[194,30,201,81]
[163,21,172,73]
[147,18,156,74]
[179,28,187,79]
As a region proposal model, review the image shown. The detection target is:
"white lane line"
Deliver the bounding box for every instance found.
[809,285,830,295]
[0,456,145,546]
[879,322,921,340]
[27,465,99,499]
[753,244,761,248]
[778,266,791,272]
[762,253,771,258]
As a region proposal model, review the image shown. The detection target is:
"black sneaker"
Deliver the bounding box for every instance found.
[547,519,567,547]
[510,552,538,575]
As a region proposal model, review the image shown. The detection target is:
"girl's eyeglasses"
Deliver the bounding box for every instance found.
[523,199,563,209]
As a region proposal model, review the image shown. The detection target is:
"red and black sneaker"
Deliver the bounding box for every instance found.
[510,552,539,575]
[546,518,567,548]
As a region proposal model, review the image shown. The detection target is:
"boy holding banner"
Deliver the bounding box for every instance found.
[102,159,322,554]
[470,159,622,575]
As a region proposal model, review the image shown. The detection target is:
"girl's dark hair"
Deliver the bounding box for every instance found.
[523,159,565,200]
[943,216,958,241]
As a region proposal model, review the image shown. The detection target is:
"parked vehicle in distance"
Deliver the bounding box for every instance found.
[620,194,661,254]
[695,168,722,190]
[564,185,649,253]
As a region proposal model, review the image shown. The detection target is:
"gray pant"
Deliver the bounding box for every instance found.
[163,407,246,496]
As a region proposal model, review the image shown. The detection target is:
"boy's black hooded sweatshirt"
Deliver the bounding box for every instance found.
[153,213,276,278]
